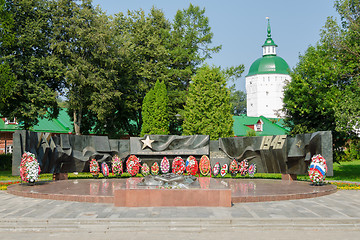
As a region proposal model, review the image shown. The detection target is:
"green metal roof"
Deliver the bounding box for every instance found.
[262,37,278,47]
[0,108,73,134]
[233,115,288,136]
[246,55,290,77]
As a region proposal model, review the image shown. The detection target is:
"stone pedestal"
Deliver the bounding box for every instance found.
[52,173,68,181]
[114,188,232,207]
[282,174,297,181]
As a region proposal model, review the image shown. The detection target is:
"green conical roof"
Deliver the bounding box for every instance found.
[246,55,290,77]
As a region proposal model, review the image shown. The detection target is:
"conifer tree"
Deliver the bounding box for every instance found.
[182,65,234,140]
[141,80,169,136]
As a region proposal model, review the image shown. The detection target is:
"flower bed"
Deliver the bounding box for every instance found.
[0,181,21,191]
[329,182,360,190]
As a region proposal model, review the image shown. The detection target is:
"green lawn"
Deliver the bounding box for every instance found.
[1,160,360,182]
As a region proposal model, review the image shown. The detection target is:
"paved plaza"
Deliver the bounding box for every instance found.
[1,189,360,239]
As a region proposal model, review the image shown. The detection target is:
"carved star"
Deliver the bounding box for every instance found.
[141,135,155,150]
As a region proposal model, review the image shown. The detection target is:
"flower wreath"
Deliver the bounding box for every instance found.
[308,154,328,185]
[199,155,211,176]
[90,158,100,176]
[212,162,221,177]
[111,155,123,176]
[160,157,170,174]
[239,159,249,176]
[126,155,140,177]
[20,152,41,183]
[151,162,160,175]
[172,156,185,175]
[186,156,198,176]
[101,162,109,177]
[141,163,150,176]
[248,163,257,177]
[229,159,239,176]
[220,164,228,177]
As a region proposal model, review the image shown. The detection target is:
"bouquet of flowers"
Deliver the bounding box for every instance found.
[160,157,170,174]
[239,159,249,176]
[101,162,109,177]
[20,152,40,184]
[220,164,228,177]
[308,154,328,185]
[199,155,211,176]
[111,155,123,176]
[126,155,140,177]
[248,163,257,177]
[186,156,198,176]
[90,159,100,177]
[151,162,160,175]
[212,162,221,177]
[141,163,150,176]
[172,156,185,175]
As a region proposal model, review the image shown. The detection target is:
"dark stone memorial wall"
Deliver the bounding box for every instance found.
[12,131,333,176]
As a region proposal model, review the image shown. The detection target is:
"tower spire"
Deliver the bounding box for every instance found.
[266,17,271,37]
[262,17,277,56]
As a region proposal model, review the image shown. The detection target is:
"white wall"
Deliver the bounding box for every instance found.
[246,73,291,118]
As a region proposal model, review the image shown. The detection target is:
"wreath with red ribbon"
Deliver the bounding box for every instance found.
[126,155,140,177]
[172,156,185,175]
[186,156,198,176]
[199,155,211,176]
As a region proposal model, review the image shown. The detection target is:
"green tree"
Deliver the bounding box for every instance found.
[283,0,360,154]
[223,64,246,116]
[141,80,169,136]
[0,0,59,129]
[168,4,222,134]
[110,5,221,136]
[50,0,119,135]
[230,90,247,115]
[327,0,360,136]
[0,0,15,108]
[182,65,234,140]
[111,7,171,136]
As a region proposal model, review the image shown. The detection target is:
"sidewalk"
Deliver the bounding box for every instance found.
[1,190,360,239]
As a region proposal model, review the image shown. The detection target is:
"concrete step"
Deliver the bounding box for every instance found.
[1,218,360,232]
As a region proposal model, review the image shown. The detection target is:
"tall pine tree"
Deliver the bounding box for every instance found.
[182,65,234,140]
[141,80,169,136]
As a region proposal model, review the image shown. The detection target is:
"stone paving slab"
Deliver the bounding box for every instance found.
[1,190,360,219]
[1,190,360,239]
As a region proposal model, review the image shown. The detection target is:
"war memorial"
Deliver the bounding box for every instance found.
[7,130,336,207]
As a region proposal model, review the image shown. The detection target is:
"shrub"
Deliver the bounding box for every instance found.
[0,154,12,171]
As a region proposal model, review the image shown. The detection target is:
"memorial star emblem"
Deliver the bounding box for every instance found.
[141,136,155,150]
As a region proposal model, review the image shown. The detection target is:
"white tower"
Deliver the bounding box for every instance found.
[245,18,291,118]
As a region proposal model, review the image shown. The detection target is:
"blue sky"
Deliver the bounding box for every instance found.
[92,0,340,91]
